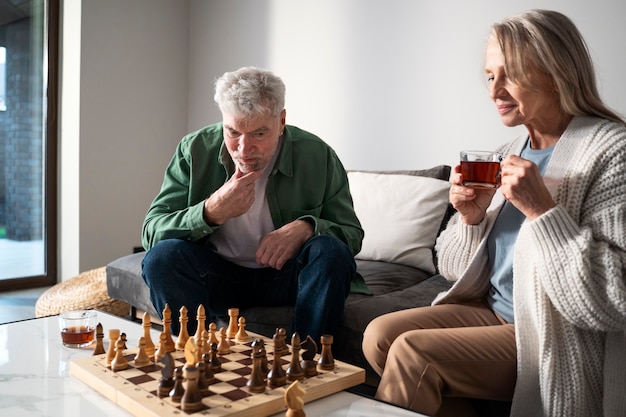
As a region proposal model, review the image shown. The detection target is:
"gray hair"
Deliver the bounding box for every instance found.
[214,67,286,117]
[491,9,624,124]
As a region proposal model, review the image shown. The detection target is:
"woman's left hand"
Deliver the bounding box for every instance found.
[499,155,556,220]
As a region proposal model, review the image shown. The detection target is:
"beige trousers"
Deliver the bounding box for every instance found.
[362,301,516,416]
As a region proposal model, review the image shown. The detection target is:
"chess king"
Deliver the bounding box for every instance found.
[141,66,366,341]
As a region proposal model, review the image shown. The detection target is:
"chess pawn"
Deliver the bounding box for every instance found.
[111,337,129,371]
[201,352,216,384]
[120,332,128,349]
[169,367,185,402]
[134,336,152,367]
[208,322,219,345]
[273,327,290,356]
[176,306,190,350]
[196,360,211,396]
[142,312,155,357]
[155,333,169,362]
[317,334,335,371]
[208,341,221,372]
[181,366,204,413]
[286,333,304,381]
[227,307,239,339]
[93,322,106,355]
[235,316,249,343]
[106,328,120,366]
[217,327,230,355]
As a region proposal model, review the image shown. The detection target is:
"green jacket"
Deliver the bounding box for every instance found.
[142,123,369,294]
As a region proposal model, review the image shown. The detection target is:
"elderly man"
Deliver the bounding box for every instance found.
[141,67,365,341]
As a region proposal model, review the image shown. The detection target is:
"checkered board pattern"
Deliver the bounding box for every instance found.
[70,332,365,417]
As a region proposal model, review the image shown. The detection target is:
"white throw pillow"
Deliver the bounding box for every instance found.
[348,172,450,274]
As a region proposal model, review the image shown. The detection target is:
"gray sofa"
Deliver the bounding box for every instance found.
[106,165,455,386]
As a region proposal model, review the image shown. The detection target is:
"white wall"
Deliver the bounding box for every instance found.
[60,0,626,279]
[189,0,626,171]
[60,0,190,279]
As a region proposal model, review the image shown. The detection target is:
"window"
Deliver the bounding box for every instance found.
[0,0,58,289]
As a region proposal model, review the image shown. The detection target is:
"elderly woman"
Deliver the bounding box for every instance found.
[362,9,626,417]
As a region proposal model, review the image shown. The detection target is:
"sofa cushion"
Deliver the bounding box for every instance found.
[349,171,450,274]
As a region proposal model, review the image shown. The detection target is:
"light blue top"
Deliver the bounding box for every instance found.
[487,138,554,323]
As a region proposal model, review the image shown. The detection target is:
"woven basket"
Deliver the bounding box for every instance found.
[35,267,130,318]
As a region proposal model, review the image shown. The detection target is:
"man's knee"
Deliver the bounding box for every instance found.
[142,239,187,282]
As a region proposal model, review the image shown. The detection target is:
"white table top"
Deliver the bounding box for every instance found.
[0,311,425,416]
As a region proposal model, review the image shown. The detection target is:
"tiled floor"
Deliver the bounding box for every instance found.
[0,286,50,324]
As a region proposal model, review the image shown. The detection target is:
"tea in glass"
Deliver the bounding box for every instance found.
[460,150,502,188]
[59,310,97,347]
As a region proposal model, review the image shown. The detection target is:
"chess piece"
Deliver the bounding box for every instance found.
[317,334,335,371]
[155,332,169,362]
[134,336,152,367]
[284,380,306,417]
[111,337,128,371]
[162,304,176,352]
[201,352,216,384]
[176,306,190,350]
[200,329,210,355]
[217,327,230,355]
[268,342,287,388]
[209,322,219,345]
[93,322,105,355]
[142,312,155,357]
[286,333,304,381]
[157,349,175,398]
[300,336,318,377]
[106,328,120,366]
[273,327,290,356]
[181,366,203,412]
[120,332,128,349]
[208,341,221,371]
[235,316,249,343]
[194,304,207,344]
[227,307,239,339]
[196,360,210,396]
[246,339,266,393]
[169,366,185,402]
[184,337,199,368]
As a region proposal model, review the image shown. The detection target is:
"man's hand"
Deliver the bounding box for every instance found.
[203,167,264,225]
[256,219,315,270]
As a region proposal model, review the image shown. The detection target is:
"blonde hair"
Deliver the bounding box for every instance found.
[492,9,624,124]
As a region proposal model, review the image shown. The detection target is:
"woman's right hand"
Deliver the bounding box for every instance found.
[449,164,496,225]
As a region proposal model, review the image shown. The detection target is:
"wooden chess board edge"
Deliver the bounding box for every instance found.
[70,352,365,417]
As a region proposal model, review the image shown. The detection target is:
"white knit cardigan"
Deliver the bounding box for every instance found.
[434,116,626,417]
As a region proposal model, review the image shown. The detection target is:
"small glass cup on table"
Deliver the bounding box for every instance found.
[59,310,97,348]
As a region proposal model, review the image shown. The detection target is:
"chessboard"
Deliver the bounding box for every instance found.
[70,308,365,417]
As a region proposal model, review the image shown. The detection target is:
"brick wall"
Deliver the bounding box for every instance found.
[0,17,43,241]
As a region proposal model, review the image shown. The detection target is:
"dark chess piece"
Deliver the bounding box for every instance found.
[181,366,203,413]
[196,360,210,396]
[268,343,287,388]
[246,339,266,393]
[93,322,105,355]
[157,350,175,398]
[300,335,318,377]
[286,333,304,381]
[169,366,185,402]
[317,334,335,371]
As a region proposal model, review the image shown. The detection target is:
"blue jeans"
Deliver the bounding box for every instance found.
[141,235,355,342]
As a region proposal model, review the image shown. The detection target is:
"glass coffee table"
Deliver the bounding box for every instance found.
[0,310,427,416]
